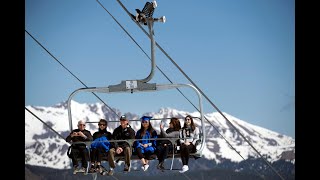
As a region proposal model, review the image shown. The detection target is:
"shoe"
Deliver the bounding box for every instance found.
[79,167,87,174]
[124,164,130,172]
[88,167,95,173]
[179,165,189,173]
[157,162,165,170]
[108,168,114,176]
[73,165,80,174]
[95,165,102,173]
[142,164,149,171]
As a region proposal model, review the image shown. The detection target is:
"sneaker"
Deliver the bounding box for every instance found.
[108,167,114,176]
[142,164,149,171]
[95,165,102,174]
[88,167,95,173]
[78,167,86,174]
[73,165,80,174]
[157,162,165,170]
[124,164,130,172]
[179,165,189,173]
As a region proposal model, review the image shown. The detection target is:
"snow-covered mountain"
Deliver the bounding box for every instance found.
[25,101,295,171]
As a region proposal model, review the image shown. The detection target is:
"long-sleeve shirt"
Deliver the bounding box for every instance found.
[66,129,93,145]
[179,126,200,145]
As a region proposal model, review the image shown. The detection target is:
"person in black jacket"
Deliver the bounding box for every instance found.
[66,120,93,174]
[89,119,112,173]
[107,115,135,175]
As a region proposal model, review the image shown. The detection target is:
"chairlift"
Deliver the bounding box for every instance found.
[66,1,206,176]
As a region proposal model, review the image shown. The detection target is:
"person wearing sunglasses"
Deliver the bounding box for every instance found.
[89,119,112,173]
[179,115,200,173]
[66,120,93,174]
[108,115,135,175]
[134,116,158,171]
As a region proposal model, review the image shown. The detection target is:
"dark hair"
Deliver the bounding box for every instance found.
[183,115,196,131]
[170,117,181,131]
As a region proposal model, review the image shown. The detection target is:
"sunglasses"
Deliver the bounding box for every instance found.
[141,120,149,124]
[79,124,86,126]
[98,124,106,126]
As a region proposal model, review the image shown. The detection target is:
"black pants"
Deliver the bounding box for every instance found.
[180,143,195,165]
[157,145,173,163]
[71,145,89,168]
[136,148,153,160]
[90,147,108,163]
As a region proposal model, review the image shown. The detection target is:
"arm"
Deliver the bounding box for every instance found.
[179,129,185,144]
[161,128,180,138]
[84,130,93,141]
[112,128,119,149]
[134,130,141,148]
[151,130,157,148]
[66,130,77,143]
[191,127,200,145]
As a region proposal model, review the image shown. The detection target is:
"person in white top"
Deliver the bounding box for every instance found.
[179,115,200,173]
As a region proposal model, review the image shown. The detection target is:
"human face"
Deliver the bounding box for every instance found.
[78,123,86,130]
[120,120,128,128]
[185,117,191,125]
[142,120,149,128]
[98,122,106,130]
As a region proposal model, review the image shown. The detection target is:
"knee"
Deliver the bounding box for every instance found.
[125,147,130,152]
[109,148,115,154]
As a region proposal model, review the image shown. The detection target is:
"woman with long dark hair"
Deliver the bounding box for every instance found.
[179,115,200,173]
[134,116,158,171]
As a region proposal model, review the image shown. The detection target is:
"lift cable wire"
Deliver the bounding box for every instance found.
[26,1,280,178]
[25,107,65,140]
[25,30,119,119]
[104,1,283,179]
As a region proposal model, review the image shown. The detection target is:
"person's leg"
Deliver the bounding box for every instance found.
[89,148,97,172]
[157,145,164,163]
[107,148,116,175]
[71,148,80,168]
[79,146,89,168]
[185,144,195,165]
[124,146,132,168]
[180,144,188,165]
[95,147,105,173]
[163,145,169,162]
[179,144,192,173]
[108,148,116,169]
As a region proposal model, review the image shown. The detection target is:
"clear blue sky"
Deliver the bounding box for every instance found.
[25,0,295,138]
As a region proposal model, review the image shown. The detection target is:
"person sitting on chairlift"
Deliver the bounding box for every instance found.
[179,115,200,173]
[156,117,181,170]
[108,115,135,175]
[134,115,158,171]
[66,120,93,174]
[89,119,112,173]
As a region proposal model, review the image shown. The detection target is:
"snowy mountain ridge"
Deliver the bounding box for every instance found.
[25,101,295,170]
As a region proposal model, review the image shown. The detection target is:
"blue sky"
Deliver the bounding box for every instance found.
[25,0,295,138]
